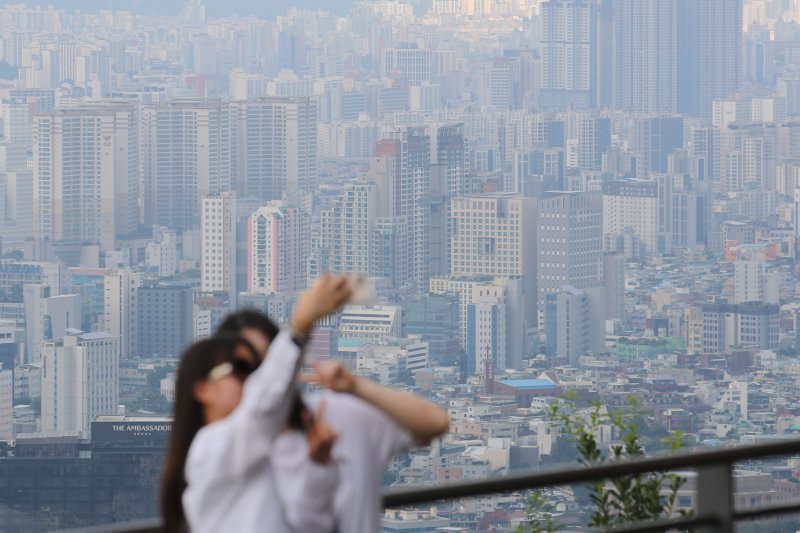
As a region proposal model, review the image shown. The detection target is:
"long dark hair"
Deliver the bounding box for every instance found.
[217,309,307,431]
[160,335,257,533]
[218,309,279,344]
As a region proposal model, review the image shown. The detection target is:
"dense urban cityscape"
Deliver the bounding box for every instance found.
[0,0,800,531]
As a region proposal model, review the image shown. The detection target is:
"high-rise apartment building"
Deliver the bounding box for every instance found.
[601,180,659,253]
[201,193,237,305]
[576,115,610,171]
[450,194,538,329]
[614,0,677,114]
[678,0,743,119]
[634,116,684,178]
[377,127,431,291]
[603,252,625,320]
[136,285,194,358]
[383,46,432,84]
[33,103,139,250]
[141,99,232,232]
[0,97,33,147]
[41,330,119,437]
[0,141,34,251]
[537,191,603,307]
[232,97,318,200]
[23,285,81,364]
[103,269,140,359]
[540,0,596,110]
[614,0,742,118]
[247,202,310,295]
[484,57,520,109]
[317,180,379,277]
[430,123,469,277]
[544,285,605,364]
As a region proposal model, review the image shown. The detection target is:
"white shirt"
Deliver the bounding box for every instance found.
[273,391,415,533]
[183,331,338,533]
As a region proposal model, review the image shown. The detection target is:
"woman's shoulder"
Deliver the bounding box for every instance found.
[186,418,234,466]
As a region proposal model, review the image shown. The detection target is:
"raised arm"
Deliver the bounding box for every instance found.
[308,362,449,446]
[186,276,350,481]
[232,275,351,443]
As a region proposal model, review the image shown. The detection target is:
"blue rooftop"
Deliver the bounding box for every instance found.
[497,379,556,390]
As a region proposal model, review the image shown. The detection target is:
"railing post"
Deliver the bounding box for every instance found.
[696,462,733,533]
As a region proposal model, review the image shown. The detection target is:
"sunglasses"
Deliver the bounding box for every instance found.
[207,358,258,382]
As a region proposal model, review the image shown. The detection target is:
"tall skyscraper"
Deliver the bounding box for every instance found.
[136,284,194,358]
[383,46,432,84]
[634,115,684,178]
[247,202,310,295]
[41,330,119,437]
[141,99,231,232]
[23,285,81,364]
[537,191,603,306]
[33,103,139,250]
[577,115,611,171]
[540,0,596,110]
[103,269,140,359]
[544,285,605,363]
[450,194,538,327]
[0,141,34,251]
[601,180,659,253]
[448,198,538,364]
[430,123,469,277]
[232,97,318,201]
[201,193,237,306]
[377,127,431,291]
[317,180,380,278]
[0,97,33,147]
[614,0,678,114]
[603,252,625,320]
[678,0,743,119]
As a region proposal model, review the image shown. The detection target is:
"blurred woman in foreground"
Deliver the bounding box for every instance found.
[219,308,450,532]
[160,275,351,533]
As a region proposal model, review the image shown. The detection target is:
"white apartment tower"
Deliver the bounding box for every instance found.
[375,127,431,291]
[0,141,34,251]
[450,194,538,330]
[247,202,310,295]
[430,276,526,373]
[601,180,659,253]
[317,181,379,277]
[41,330,119,437]
[33,103,139,250]
[201,193,237,305]
[103,269,141,358]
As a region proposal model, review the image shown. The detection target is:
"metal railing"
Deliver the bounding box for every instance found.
[67,438,800,533]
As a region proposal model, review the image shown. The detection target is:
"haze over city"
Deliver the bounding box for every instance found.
[1,0,800,531]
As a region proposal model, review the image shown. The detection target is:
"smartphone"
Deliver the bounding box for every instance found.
[346,273,375,305]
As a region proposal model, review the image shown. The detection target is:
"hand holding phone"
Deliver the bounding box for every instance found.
[346,273,375,306]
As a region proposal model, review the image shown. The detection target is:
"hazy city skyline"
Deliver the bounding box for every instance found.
[1,0,800,531]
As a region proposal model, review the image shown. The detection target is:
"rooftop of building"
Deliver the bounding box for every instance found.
[496,378,557,390]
